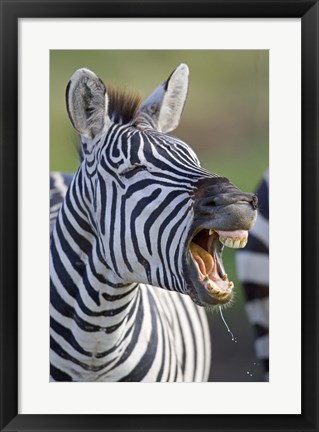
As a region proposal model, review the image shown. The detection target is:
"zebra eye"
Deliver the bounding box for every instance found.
[119,164,147,178]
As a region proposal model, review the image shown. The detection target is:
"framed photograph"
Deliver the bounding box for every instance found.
[1,1,318,431]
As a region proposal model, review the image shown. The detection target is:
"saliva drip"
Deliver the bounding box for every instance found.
[219,306,237,343]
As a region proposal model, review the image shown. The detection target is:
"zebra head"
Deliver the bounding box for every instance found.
[66,64,257,307]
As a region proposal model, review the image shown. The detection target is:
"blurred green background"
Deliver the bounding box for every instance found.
[50,50,268,381]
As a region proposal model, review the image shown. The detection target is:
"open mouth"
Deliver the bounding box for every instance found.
[186,228,249,306]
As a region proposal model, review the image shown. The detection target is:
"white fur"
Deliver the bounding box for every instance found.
[139,63,189,133]
[67,68,110,139]
[158,63,189,133]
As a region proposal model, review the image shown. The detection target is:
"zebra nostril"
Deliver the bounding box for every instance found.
[202,196,224,208]
[197,197,220,215]
[205,199,217,207]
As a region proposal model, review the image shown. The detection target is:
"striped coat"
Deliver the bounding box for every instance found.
[236,170,269,380]
[50,64,257,382]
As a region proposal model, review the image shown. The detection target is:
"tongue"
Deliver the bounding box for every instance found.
[190,242,214,275]
[193,256,206,276]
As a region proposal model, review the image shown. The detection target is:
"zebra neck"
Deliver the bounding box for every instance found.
[50,210,142,361]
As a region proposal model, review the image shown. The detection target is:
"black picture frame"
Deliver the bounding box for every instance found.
[0,1,318,431]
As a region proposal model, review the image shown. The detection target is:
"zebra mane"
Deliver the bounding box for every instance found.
[107,85,142,125]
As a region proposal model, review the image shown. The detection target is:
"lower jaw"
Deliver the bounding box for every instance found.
[186,256,233,306]
[186,281,233,307]
[199,271,233,299]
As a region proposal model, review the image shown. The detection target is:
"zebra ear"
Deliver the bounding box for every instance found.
[139,64,189,133]
[66,68,110,139]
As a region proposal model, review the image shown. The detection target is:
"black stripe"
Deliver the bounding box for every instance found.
[50,336,115,373]
[104,292,143,374]
[162,200,189,290]
[129,132,141,165]
[87,250,107,285]
[59,203,93,256]
[95,292,141,364]
[144,190,186,258]
[101,285,137,302]
[263,359,269,373]
[54,214,90,275]
[83,177,92,204]
[119,290,158,381]
[50,363,73,382]
[245,235,268,254]
[152,294,167,382]
[129,189,162,282]
[178,296,197,381]
[143,136,192,178]
[156,267,163,289]
[158,294,179,382]
[65,80,75,131]
[50,280,123,333]
[98,171,107,235]
[109,181,122,278]
[156,196,189,289]
[64,187,93,234]
[145,134,203,178]
[52,224,100,307]
[72,169,89,217]
[167,140,199,167]
[254,324,269,338]
[174,223,188,291]
[170,140,199,165]
[256,180,269,220]
[173,298,186,377]
[148,170,194,185]
[120,194,133,273]
[50,316,91,357]
[192,303,209,380]
[95,238,110,269]
[86,157,96,168]
[100,156,126,189]
[51,236,80,298]
[243,282,269,301]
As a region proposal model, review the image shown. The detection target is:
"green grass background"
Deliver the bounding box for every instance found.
[50,50,268,381]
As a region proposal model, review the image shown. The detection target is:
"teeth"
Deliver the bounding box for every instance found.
[206,281,220,295]
[240,238,248,248]
[233,239,241,248]
[204,277,234,299]
[219,291,231,301]
[219,237,226,245]
[206,280,232,300]
[209,229,214,236]
[225,238,234,248]
[222,274,228,281]
[219,235,248,249]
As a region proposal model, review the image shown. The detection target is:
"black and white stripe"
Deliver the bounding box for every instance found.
[50,178,211,381]
[50,172,73,233]
[236,170,269,380]
[50,65,213,382]
[50,64,258,382]
[50,128,212,381]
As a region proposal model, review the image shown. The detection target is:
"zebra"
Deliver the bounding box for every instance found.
[236,170,269,381]
[50,172,73,233]
[50,64,258,382]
